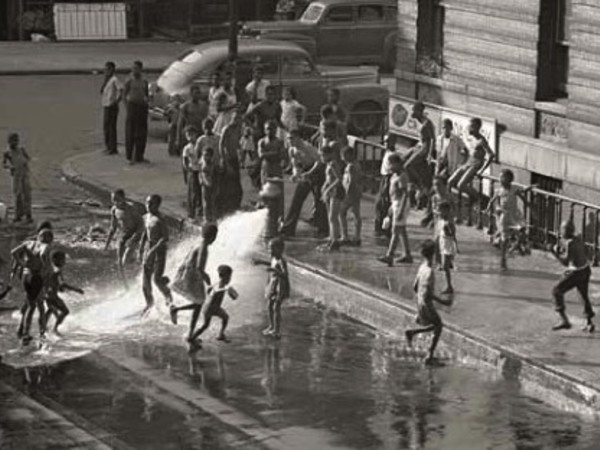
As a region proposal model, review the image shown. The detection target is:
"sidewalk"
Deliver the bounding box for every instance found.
[62,142,600,413]
[0,41,187,75]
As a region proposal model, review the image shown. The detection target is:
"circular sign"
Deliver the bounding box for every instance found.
[391,103,408,128]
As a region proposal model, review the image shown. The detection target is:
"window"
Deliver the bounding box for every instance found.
[300,3,324,22]
[415,0,444,78]
[537,0,570,100]
[326,6,353,23]
[358,5,383,22]
[282,56,314,76]
[384,6,397,22]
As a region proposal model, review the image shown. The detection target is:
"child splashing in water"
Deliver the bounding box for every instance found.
[253,237,290,339]
[43,251,84,336]
[187,265,239,352]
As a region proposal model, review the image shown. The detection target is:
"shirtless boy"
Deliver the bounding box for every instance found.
[105,189,144,282]
[550,218,595,332]
[139,194,173,315]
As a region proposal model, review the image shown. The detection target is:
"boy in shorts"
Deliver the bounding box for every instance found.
[253,237,290,339]
[105,189,144,283]
[170,224,218,343]
[340,146,362,246]
[436,202,458,294]
[405,239,453,364]
[43,251,84,336]
[188,265,239,351]
[378,153,412,266]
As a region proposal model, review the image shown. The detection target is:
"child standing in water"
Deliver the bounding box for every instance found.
[43,251,84,336]
[188,265,239,351]
[405,239,453,364]
[253,237,290,339]
[170,224,218,343]
[550,218,595,332]
[436,202,458,294]
[340,146,362,247]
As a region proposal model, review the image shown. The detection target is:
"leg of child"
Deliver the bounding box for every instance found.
[190,313,213,342]
[329,198,341,247]
[339,201,349,242]
[216,309,230,341]
[405,323,443,362]
[36,300,47,338]
[351,201,362,244]
[53,296,69,334]
[265,296,276,334]
[552,272,575,330]
[398,225,413,263]
[385,227,400,259]
[575,267,595,331]
[141,262,155,314]
[442,257,454,294]
[426,324,443,362]
[272,298,283,338]
[500,235,508,270]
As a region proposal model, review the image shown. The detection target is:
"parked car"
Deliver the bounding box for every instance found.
[240,0,398,71]
[150,38,389,135]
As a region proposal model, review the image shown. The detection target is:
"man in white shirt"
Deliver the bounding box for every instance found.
[245,68,270,104]
[435,119,467,178]
[100,61,123,155]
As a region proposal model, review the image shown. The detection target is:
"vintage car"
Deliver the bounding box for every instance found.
[150,38,389,134]
[240,0,398,71]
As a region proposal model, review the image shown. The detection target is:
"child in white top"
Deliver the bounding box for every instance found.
[436,201,458,294]
[239,124,256,168]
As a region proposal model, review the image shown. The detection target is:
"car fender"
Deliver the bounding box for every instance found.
[336,83,389,112]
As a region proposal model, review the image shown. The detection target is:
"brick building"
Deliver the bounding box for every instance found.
[393,0,600,202]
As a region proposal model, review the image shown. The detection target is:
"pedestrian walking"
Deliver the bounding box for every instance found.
[124,61,150,164]
[3,133,33,224]
[100,61,123,155]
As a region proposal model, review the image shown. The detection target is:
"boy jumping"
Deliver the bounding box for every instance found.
[405,239,453,364]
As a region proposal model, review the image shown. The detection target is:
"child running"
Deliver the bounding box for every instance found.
[170,224,218,343]
[43,251,84,336]
[486,169,533,270]
[104,189,144,284]
[188,265,239,351]
[550,218,595,332]
[378,153,412,266]
[253,237,290,339]
[436,202,458,294]
[340,146,362,247]
[405,239,453,364]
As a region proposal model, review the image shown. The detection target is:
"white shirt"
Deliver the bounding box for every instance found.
[245,79,270,101]
[101,75,122,107]
[436,133,466,172]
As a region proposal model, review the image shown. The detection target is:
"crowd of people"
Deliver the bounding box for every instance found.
[0,61,595,364]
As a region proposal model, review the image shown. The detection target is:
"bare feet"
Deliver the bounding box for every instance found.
[217,334,230,343]
[552,320,572,331]
[169,306,178,325]
[404,330,414,347]
[141,304,154,317]
[262,327,274,336]
[377,255,393,267]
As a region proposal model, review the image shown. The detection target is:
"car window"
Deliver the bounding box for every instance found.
[325,6,354,23]
[358,5,383,22]
[300,3,324,23]
[281,56,314,76]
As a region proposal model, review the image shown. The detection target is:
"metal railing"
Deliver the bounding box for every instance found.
[338,136,600,265]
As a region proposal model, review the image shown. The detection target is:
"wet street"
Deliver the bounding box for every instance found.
[1,75,600,449]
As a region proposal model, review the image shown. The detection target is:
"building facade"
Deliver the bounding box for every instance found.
[394,0,600,203]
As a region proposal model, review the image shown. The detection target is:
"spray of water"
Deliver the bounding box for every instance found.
[1,210,269,367]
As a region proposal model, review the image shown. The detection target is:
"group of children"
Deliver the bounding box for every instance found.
[9,221,84,346]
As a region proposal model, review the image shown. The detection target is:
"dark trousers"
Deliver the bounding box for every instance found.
[281,166,327,235]
[187,170,202,219]
[103,104,119,153]
[125,103,148,162]
[553,266,595,319]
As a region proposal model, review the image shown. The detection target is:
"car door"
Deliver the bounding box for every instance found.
[280,54,327,123]
[354,4,388,64]
[316,4,355,64]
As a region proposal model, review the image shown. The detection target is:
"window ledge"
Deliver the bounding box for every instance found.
[535,101,567,117]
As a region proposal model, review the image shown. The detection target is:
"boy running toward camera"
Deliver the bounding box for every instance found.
[253,237,290,339]
[43,251,84,336]
[550,218,595,332]
[405,239,453,364]
[188,265,239,351]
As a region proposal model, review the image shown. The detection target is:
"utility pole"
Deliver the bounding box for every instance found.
[228,0,238,78]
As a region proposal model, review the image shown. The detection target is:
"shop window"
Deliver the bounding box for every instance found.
[537,0,570,100]
[415,0,444,78]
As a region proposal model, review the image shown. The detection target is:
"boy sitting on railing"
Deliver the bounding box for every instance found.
[485,169,534,270]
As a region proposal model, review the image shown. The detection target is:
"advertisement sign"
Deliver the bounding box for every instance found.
[388,96,441,140]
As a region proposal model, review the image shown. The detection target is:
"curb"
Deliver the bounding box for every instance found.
[61,152,600,417]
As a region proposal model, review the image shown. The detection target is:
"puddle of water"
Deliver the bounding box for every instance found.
[1,209,600,449]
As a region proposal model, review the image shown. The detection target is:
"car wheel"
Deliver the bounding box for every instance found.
[350,101,383,138]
